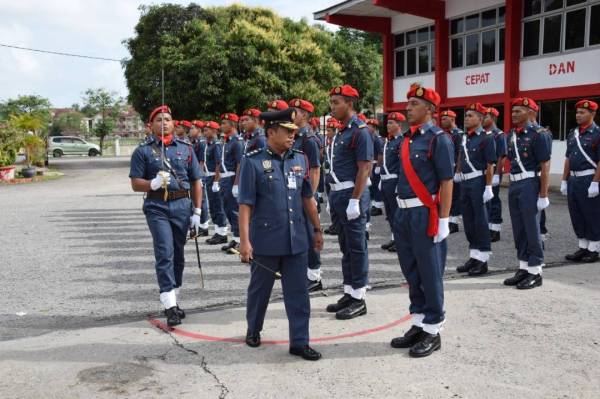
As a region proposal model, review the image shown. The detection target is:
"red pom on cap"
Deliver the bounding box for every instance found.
[330,84,360,99]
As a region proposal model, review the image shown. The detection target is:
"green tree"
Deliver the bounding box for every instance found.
[0,95,52,135]
[51,111,85,135]
[82,89,123,154]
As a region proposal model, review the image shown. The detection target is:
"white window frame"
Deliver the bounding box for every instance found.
[393,24,435,78]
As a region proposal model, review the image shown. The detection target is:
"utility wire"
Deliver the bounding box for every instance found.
[0,43,123,62]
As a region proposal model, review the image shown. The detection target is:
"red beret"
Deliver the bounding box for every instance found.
[357,114,367,122]
[465,102,488,115]
[192,120,206,128]
[310,117,320,129]
[330,84,360,99]
[440,110,457,118]
[486,107,500,117]
[406,84,441,107]
[388,112,406,122]
[149,105,172,123]
[267,100,289,111]
[511,97,539,112]
[181,120,192,129]
[243,108,261,118]
[367,118,379,126]
[205,121,220,130]
[221,113,239,122]
[326,118,340,129]
[173,120,180,127]
[575,99,598,111]
[289,99,314,113]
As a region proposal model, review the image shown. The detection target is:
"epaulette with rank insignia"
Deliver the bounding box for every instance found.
[246,148,263,157]
[358,124,367,129]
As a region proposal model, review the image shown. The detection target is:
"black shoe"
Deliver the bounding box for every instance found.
[245,331,261,348]
[289,345,321,361]
[326,294,352,313]
[468,260,488,276]
[335,298,367,320]
[387,243,397,252]
[308,279,323,293]
[175,305,185,319]
[490,230,501,242]
[390,325,424,348]
[503,269,529,286]
[582,251,599,263]
[381,240,395,250]
[206,233,228,245]
[565,248,590,262]
[449,222,459,234]
[164,306,181,327]
[222,240,237,251]
[324,225,338,236]
[516,273,543,289]
[457,258,476,273]
[370,206,383,216]
[225,241,240,254]
[409,332,441,358]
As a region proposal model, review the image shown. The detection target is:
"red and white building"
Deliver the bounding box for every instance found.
[315,0,600,174]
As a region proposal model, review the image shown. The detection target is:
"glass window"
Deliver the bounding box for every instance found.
[451,18,464,35]
[523,20,541,56]
[524,0,542,17]
[406,30,417,45]
[540,101,561,140]
[465,13,479,31]
[498,6,506,24]
[451,38,464,68]
[466,33,479,66]
[481,9,496,27]
[431,43,435,71]
[543,14,562,54]
[544,0,563,12]
[590,5,600,45]
[565,8,586,50]
[394,33,404,48]
[395,50,405,77]
[482,30,496,63]
[418,27,429,43]
[430,25,435,40]
[499,28,505,60]
[406,47,416,75]
[418,45,429,73]
[566,0,586,5]
[393,24,434,76]
[53,137,63,143]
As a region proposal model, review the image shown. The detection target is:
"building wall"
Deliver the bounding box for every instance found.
[447,63,505,98]
[391,13,432,34]
[446,0,505,19]
[393,74,435,103]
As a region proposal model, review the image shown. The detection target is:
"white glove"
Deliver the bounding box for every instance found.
[588,181,599,198]
[378,180,382,191]
[374,166,381,175]
[346,198,360,220]
[537,197,550,211]
[232,184,239,198]
[190,209,201,232]
[453,173,461,183]
[483,185,494,203]
[433,218,450,243]
[492,174,500,187]
[150,172,170,191]
[560,180,568,196]
[212,181,220,192]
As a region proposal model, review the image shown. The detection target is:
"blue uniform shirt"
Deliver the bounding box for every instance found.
[326,115,374,184]
[507,124,553,173]
[238,147,314,256]
[293,125,321,168]
[565,123,600,171]
[447,127,464,164]
[396,122,455,198]
[490,127,507,158]
[373,134,384,158]
[459,127,497,173]
[222,133,244,173]
[129,135,202,190]
[244,128,267,154]
[382,134,403,175]
[205,139,222,173]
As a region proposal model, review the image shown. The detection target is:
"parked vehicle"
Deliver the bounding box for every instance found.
[48,136,101,158]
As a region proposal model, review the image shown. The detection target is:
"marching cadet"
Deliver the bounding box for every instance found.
[483,107,507,242]
[289,98,324,292]
[241,108,266,154]
[219,113,244,254]
[439,110,463,233]
[325,85,373,320]
[204,121,230,245]
[562,100,600,263]
[176,120,192,142]
[503,98,552,289]
[455,103,496,276]
[238,108,323,361]
[323,118,340,236]
[129,105,203,327]
[367,118,385,217]
[389,85,454,358]
[190,120,209,236]
[267,99,289,112]
[379,112,406,253]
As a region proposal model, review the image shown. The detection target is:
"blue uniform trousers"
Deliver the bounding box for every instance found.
[144,197,191,293]
[486,184,503,226]
[381,179,398,232]
[246,253,310,346]
[450,181,462,217]
[568,175,600,241]
[306,220,321,272]
[329,188,370,289]
[461,176,492,252]
[508,178,544,266]
[205,176,227,228]
[369,171,382,203]
[200,177,209,225]
[393,206,446,325]
[220,176,239,237]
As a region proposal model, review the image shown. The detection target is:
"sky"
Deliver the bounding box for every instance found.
[0,0,339,108]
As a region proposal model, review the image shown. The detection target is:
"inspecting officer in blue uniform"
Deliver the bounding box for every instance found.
[241,108,266,154]
[561,100,600,263]
[379,112,405,253]
[504,98,552,289]
[389,85,454,358]
[190,120,209,236]
[455,103,496,277]
[439,110,463,234]
[129,105,203,327]
[238,108,324,361]
[483,107,507,242]
[325,84,373,320]
[203,121,229,245]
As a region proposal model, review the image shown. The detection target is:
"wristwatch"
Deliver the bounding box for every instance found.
[314,227,323,233]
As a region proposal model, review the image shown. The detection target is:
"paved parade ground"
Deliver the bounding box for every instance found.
[1,157,599,398]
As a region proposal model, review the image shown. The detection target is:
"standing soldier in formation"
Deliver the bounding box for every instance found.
[367,118,384,217]
[379,112,405,253]
[503,98,552,289]
[325,85,373,320]
[238,108,323,361]
[190,120,209,236]
[455,103,496,276]
[483,107,507,242]
[562,100,600,263]
[390,85,454,358]
[241,108,266,154]
[323,117,340,235]
[439,110,463,234]
[129,105,203,327]
[204,121,229,245]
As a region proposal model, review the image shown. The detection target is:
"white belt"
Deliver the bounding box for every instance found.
[509,171,537,182]
[380,174,398,181]
[205,172,216,177]
[396,194,436,209]
[460,171,483,181]
[220,172,235,178]
[329,181,355,191]
[570,169,595,177]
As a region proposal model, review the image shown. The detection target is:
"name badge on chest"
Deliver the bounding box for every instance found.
[287,171,297,190]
